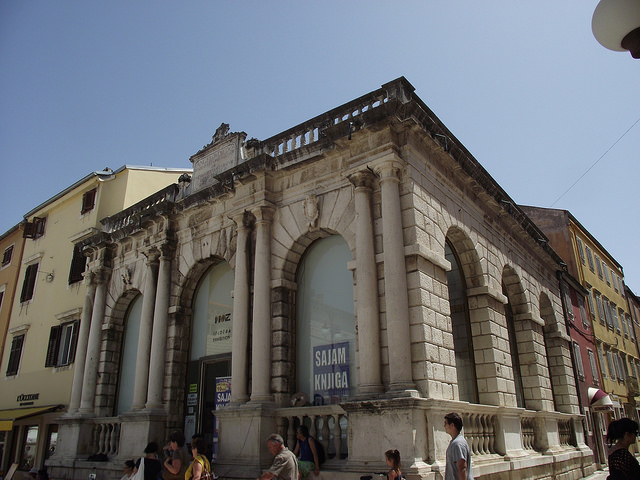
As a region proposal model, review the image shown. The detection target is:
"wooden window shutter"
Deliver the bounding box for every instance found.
[45,325,61,367]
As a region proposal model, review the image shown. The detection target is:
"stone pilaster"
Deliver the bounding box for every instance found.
[68,272,96,414]
[231,212,251,404]
[146,243,173,412]
[348,170,383,395]
[79,267,110,414]
[250,206,274,403]
[376,161,415,392]
[131,249,159,410]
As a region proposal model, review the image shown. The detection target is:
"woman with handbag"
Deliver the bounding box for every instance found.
[185,437,214,480]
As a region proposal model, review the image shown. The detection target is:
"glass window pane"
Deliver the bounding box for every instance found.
[297,236,354,404]
[191,263,234,359]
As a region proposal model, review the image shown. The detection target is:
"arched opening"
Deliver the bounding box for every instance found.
[116,293,142,415]
[502,287,525,408]
[502,266,528,409]
[186,262,234,460]
[445,239,478,403]
[296,235,355,405]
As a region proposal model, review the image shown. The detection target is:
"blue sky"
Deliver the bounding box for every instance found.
[1,1,638,290]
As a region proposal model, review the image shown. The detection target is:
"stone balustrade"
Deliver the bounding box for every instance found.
[101,184,178,233]
[275,404,349,462]
[91,418,121,457]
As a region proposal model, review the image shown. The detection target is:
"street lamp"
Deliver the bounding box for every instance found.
[592,0,640,58]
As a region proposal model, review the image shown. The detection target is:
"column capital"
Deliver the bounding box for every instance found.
[231,210,252,228]
[158,242,176,259]
[90,266,112,285]
[83,270,97,287]
[143,247,161,265]
[252,205,275,223]
[347,170,377,190]
[374,161,403,182]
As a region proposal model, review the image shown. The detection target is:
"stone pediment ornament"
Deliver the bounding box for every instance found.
[212,123,230,144]
[303,194,319,230]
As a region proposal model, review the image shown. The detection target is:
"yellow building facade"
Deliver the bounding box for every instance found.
[0,166,191,475]
[568,220,639,419]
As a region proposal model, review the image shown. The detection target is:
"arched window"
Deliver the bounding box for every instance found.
[445,240,478,403]
[503,283,525,408]
[296,235,355,404]
[191,262,234,359]
[117,294,142,415]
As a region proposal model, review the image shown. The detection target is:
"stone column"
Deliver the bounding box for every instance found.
[250,206,274,403]
[348,171,383,394]
[68,272,96,413]
[145,245,172,411]
[79,268,110,414]
[376,161,415,391]
[131,249,159,410]
[231,212,251,404]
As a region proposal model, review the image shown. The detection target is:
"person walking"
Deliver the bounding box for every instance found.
[606,417,640,480]
[444,413,473,480]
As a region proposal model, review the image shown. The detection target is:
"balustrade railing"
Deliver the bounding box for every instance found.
[520,415,537,451]
[101,184,178,233]
[461,411,497,455]
[558,419,575,447]
[275,404,348,462]
[91,418,121,457]
[262,90,389,160]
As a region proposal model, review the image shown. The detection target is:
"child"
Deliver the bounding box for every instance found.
[385,449,403,480]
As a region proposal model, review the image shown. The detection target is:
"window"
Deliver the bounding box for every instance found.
[20,263,38,302]
[0,286,4,313]
[627,314,635,341]
[81,188,97,214]
[576,237,585,264]
[573,342,585,379]
[603,264,610,285]
[610,303,621,333]
[595,292,605,325]
[603,296,613,329]
[619,278,625,298]
[587,349,598,384]
[595,255,603,279]
[562,284,574,320]
[586,246,594,271]
[606,350,617,381]
[578,296,589,329]
[598,344,607,379]
[612,271,618,292]
[587,290,596,322]
[23,217,46,239]
[68,244,86,284]
[616,353,626,381]
[45,321,78,367]
[2,245,14,267]
[6,334,25,376]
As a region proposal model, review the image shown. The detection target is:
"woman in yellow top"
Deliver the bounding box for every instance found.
[184,437,213,480]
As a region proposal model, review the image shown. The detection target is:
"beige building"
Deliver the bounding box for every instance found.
[0,166,192,475]
[52,78,592,480]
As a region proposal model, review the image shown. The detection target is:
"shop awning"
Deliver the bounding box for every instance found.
[0,405,62,431]
[588,387,613,409]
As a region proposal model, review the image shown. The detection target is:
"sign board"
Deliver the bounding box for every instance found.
[313,342,350,402]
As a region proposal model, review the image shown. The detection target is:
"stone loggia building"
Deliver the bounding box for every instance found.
[50,78,594,479]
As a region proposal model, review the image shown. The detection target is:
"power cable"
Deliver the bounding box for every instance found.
[549,115,640,208]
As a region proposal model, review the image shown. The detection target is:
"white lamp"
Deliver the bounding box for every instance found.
[592,0,640,58]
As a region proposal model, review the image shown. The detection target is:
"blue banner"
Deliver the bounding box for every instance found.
[313,342,350,401]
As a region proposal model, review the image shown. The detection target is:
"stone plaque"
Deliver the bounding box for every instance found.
[190,124,246,192]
